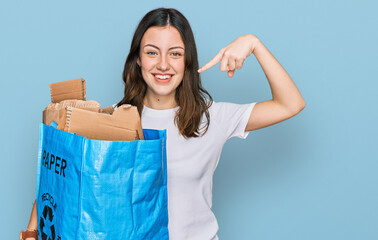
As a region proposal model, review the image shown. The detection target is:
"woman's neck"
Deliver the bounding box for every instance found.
[144,92,178,110]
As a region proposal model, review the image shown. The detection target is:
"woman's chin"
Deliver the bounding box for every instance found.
[148,88,176,99]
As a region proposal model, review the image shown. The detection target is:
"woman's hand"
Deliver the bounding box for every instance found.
[198,34,260,77]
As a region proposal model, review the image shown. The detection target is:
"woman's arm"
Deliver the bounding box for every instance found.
[20,200,38,240]
[198,34,305,131]
[27,200,38,229]
[244,35,305,131]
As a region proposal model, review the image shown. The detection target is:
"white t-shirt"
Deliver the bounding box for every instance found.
[113,102,256,240]
[115,101,256,240]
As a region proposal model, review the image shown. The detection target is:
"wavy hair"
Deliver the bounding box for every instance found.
[116,8,213,138]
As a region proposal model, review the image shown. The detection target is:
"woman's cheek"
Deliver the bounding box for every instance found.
[173,59,185,72]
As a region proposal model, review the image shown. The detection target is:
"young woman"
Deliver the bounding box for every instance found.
[21,7,305,240]
[115,7,305,240]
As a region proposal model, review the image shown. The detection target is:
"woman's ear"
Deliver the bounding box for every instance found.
[137,57,141,67]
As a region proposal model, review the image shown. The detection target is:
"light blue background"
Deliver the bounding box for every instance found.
[1,0,377,239]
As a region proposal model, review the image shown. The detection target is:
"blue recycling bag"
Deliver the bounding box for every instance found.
[36,123,169,240]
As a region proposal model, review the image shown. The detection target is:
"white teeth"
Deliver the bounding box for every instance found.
[155,74,172,79]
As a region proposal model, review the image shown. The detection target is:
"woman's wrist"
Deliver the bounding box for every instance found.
[244,34,261,55]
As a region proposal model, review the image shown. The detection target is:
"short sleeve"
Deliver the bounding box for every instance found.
[210,101,257,140]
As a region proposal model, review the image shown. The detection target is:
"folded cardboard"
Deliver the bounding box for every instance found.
[57,104,144,141]
[46,78,144,141]
[99,105,115,114]
[43,99,101,126]
[49,78,86,103]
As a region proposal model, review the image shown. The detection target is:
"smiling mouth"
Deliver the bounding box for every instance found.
[153,74,174,83]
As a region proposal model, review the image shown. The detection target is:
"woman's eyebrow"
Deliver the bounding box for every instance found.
[143,44,184,50]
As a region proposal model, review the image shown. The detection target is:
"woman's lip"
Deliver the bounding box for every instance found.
[153,74,174,83]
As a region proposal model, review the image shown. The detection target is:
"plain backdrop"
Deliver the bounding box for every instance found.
[1,0,377,239]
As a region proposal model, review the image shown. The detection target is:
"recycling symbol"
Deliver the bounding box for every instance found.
[39,205,56,240]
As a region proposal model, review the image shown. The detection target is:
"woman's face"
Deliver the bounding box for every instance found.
[138,25,185,102]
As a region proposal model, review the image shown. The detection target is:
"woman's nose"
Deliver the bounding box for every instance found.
[157,55,170,71]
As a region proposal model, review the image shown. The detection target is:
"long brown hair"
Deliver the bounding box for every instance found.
[117,8,213,138]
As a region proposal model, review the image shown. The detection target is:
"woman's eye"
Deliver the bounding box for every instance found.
[171,52,182,57]
[147,51,157,55]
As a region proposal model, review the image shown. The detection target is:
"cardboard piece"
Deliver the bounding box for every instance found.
[43,99,101,126]
[49,78,86,103]
[99,105,115,114]
[57,104,144,141]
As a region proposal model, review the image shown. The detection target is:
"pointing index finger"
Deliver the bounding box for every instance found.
[198,48,225,73]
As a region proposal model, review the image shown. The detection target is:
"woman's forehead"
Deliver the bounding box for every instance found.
[141,26,185,49]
